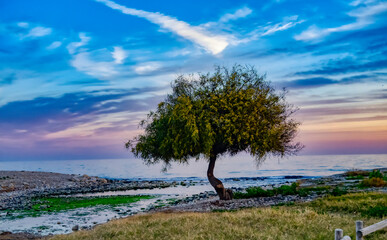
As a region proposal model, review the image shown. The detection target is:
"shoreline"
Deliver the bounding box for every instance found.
[0,171,171,211]
[1,169,386,239]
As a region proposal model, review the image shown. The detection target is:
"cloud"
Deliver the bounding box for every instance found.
[295,2,387,41]
[17,22,29,28]
[67,32,91,54]
[47,41,62,50]
[236,16,304,43]
[262,19,304,36]
[111,46,127,64]
[70,52,117,79]
[219,7,252,22]
[281,73,384,89]
[0,88,163,131]
[281,77,337,89]
[95,0,229,55]
[295,58,387,76]
[134,62,161,75]
[25,26,52,38]
[350,0,377,7]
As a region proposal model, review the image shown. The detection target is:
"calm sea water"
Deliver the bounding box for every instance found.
[0,154,386,180]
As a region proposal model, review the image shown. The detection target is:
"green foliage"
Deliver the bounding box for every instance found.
[127,65,302,167]
[369,170,385,179]
[234,183,344,199]
[234,182,300,199]
[330,186,347,196]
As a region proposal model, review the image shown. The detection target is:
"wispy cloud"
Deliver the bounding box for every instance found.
[134,62,161,75]
[262,19,304,36]
[111,46,127,64]
[47,41,62,50]
[70,52,117,79]
[236,16,303,43]
[95,0,229,55]
[67,32,91,54]
[219,7,252,22]
[17,22,29,28]
[20,26,52,39]
[295,1,387,41]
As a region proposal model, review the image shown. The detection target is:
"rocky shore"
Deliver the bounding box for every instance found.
[1,169,386,239]
[0,171,171,210]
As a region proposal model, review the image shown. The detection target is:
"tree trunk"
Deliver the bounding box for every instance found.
[207,155,233,200]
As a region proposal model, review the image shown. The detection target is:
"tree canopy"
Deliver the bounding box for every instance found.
[127,65,302,168]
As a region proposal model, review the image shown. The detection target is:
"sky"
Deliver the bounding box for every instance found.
[0,0,386,161]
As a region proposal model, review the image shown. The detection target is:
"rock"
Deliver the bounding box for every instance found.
[99,178,108,184]
[72,225,79,231]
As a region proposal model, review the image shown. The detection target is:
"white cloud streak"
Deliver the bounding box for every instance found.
[26,26,52,38]
[219,7,252,22]
[295,2,387,41]
[95,0,229,55]
[134,62,161,75]
[47,41,62,50]
[262,20,304,36]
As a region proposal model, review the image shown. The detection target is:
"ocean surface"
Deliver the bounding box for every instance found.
[1,154,386,180]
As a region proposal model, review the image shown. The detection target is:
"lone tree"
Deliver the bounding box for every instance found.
[126,65,302,200]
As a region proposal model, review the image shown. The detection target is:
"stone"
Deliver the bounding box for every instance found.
[72,225,79,231]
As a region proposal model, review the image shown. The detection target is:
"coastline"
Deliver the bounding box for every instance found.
[0,171,171,211]
[1,169,386,239]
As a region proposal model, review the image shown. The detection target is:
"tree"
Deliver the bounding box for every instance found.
[126,65,303,200]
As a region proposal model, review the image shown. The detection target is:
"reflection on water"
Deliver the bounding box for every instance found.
[0,154,385,180]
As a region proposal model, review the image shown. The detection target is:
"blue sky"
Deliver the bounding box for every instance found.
[0,0,386,160]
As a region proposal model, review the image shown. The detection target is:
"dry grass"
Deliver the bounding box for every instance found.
[360,178,387,187]
[51,192,387,240]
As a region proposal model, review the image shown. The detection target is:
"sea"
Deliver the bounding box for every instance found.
[1,154,386,180]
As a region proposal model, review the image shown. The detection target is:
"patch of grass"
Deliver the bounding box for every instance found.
[51,192,387,240]
[3,195,152,219]
[31,195,153,212]
[305,192,387,218]
[234,183,337,199]
[234,182,299,199]
[330,186,348,196]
